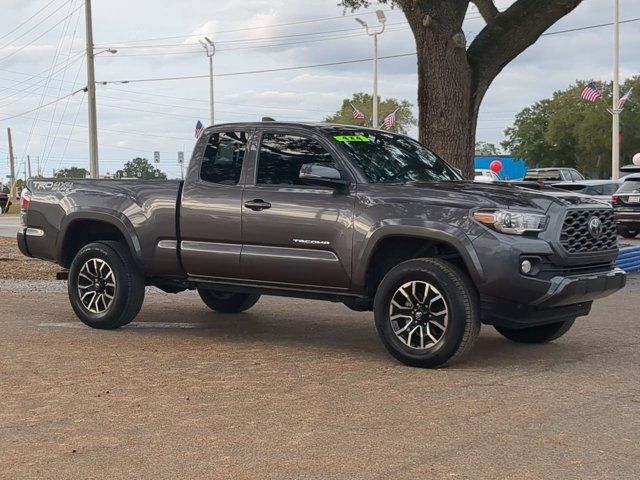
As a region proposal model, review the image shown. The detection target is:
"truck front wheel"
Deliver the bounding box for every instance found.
[197,289,260,313]
[373,258,480,368]
[494,318,575,344]
[618,226,638,239]
[68,241,145,329]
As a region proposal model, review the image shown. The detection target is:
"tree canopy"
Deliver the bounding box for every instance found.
[502,76,640,178]
[324,93,416,134]
[55,167,88,179]
[115,158,168,180]
[475,141,501,156]
[339,0,584,178]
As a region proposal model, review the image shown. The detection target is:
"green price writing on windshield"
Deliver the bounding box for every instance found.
[333,135,370,142]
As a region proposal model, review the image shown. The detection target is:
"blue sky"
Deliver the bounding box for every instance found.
[0,0,639,180]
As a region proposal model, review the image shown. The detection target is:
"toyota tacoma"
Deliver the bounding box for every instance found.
[17,122,626,367]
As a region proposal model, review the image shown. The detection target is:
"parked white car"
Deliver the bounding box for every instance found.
[474,169,500,183]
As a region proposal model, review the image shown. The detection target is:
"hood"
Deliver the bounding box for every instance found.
[376,181,609,213]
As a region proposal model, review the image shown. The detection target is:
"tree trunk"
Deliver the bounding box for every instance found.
[405,2,480,179]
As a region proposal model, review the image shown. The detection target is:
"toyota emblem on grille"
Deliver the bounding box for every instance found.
[588,216,603,239]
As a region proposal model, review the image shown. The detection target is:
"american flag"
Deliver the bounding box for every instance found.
[618,87,633,109]
[382,109,398,130]
[195,120,204,139]
[351,103,365,121]
[581,83,602,103]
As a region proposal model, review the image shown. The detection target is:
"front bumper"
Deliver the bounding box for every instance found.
[530,267,626,308]
[472,229,626,328]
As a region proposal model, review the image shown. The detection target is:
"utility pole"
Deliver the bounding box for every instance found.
[7,128,16,211]
[356,11,386,129]
[7,128,16,187]
[611,0,621,180]
[200,37,216,125]
[85,0,99,179]
[27,155,32,179]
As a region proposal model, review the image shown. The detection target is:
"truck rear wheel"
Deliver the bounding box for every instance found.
[494,318,575,344]
[197,289,260,313]
[68,241,145,329]
[373,258,480,368]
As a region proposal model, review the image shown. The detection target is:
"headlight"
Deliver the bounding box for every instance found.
[473,210,547,235]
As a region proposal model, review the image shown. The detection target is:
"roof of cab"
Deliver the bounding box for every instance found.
[202,121,385,134]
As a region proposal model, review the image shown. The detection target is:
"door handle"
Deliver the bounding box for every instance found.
[244,199,272,211]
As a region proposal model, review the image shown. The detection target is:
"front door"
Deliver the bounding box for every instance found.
[180,130,250,279]
[241,131,355,290]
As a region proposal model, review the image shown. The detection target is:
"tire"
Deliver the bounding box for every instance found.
[618,226,638,239]
[494,318,575,344]
[68,241,145,329]
[197,289,260,313]
[373,258,480,368]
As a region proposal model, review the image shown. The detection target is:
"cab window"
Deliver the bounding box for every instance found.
[200,131,247,185]
[257,133,335,185]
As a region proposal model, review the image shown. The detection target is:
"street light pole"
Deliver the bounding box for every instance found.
[356,11,386,129]
[200,37,216,125]
[84,0,99,179]
[611,0,620,180]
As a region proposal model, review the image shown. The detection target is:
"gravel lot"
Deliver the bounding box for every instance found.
[0,237,59,280]
[1,275,639,479]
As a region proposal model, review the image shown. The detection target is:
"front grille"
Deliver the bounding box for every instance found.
[560,209,617,254]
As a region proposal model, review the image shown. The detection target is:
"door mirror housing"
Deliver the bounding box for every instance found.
[299,163,349,188]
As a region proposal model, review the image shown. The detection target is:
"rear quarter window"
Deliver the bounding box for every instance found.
[618,180,640,194]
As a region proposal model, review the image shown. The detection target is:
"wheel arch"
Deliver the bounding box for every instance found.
[353,225,484,298]
[57,211,142,269]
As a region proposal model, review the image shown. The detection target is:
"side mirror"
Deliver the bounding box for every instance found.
[299,163,349,188]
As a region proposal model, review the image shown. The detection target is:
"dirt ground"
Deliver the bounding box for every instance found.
[0,237,60,280]
[1,277,639,479]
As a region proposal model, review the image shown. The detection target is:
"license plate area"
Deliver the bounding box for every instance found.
[627,195,640,203]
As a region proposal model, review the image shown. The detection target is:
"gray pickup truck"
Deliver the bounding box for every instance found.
[17,122,626,368]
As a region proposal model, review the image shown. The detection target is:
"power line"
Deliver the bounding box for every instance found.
[0,3,84,65]
[93,9,398,46]
[541,16,640,35]
[107,21,410,49]
[0,0,74,50]
[0,88,84,121]
[0,0,62,43]
[94,16,640,85]
[97,53,416,85]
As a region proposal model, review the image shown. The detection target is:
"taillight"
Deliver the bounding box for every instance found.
[20,188,30,210]
[612,194,620,205]
[20,188,30,226]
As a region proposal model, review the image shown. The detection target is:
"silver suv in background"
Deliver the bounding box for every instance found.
[553,180,621,205]
[613,174,640,238]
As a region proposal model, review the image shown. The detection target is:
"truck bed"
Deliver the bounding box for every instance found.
[21,178,184,277]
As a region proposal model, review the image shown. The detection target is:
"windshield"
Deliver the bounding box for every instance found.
[327,129,462,183]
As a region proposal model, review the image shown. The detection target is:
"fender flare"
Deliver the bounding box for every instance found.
[56,208,143,266]
[352,222,485,291]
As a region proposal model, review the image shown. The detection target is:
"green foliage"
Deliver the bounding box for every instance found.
[115,157,167,180]
[502,77,640,178]
[475,141,501,156]
[339,0,393,11]
[324,92,416,134]
[55,167,88,179]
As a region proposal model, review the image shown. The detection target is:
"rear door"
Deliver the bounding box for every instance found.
[179,129,251,279]
[240,129,355,290]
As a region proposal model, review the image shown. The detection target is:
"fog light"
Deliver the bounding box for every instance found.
[521,259,533,274]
